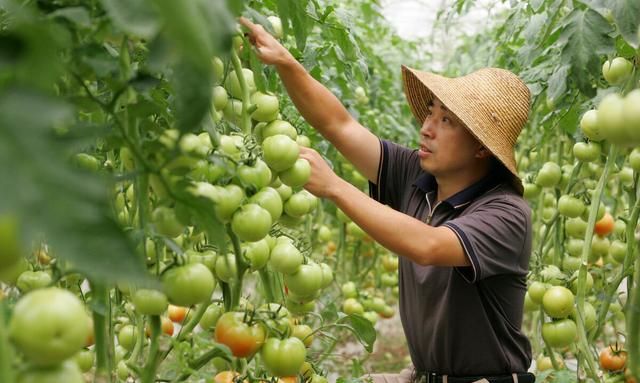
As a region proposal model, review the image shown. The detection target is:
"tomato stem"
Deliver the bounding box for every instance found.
[91,282,114,383]
[141,315,161,383]
[577,144,618,382]
[230,46,252,135]
[0,301,15,383]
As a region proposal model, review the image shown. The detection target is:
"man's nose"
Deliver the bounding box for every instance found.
[420,119,435,137]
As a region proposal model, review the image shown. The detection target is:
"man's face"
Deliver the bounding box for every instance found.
[418,98,485,176]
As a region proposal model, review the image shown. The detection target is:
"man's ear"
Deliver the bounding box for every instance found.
[476,146,490,159]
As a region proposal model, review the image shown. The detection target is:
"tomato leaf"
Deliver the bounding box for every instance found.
[0,88,149,284]
[559,8,615,96]
[337,313,376,353]
[99,0,160,39]
[546,64,569,106]
[171,58,212,133]
[612,0,640,49]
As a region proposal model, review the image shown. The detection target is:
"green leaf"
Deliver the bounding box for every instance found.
[48,7,91,28]
[337,314,376,353]
[559,8,614,96]
[290,0,309,51]
[99,0,161,39]
[613,0,640,49]
[546,64,569,105]
[0,88,149,284]
[172,58,212,133]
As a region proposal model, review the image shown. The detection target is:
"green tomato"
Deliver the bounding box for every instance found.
[598,93,627,144]
[562,256,581,273]
[212,57,224,83]
[262,134,300,172]
[152,206,185,238]
[274,182,293,201]
[267,16,284,38]
[522,183,541,200]
[602,57,633,85]
[179,133,209,157]
[591,235,610,261]
[117,324,137,351]
[279,158,311,188]
[580,109,605,142]
[18,360,84,383]
[629,147,640,171]
[243,239,271,270]
[224,68,256,99]
[218,134,244,160]
[284,192,311,217]
[212,86,228,111]
[261,337,307,377]
[285,263,323,298]
[319,262,333,288]
[117,360,130,381]
[527,281,548,304]
[535,162,562,188]
[341,281,357,298]
[569,270,593,295]
[318,225,332,242]
[570,301,596,331]
[249,187,283,222]
[73,153,100,171]
[524,292,539,312]
[215,253,238,283]
[296,135,311,147]
[573,142,601,162]
[120,146,135,171]
[292,324,314,347]
[557,195,585,218]
[16,270,52,293]
[542,286,575,319]
[199,303,224,330]
[542,318,577,348]
[608,239,627,264]
[269,241,303,274]
[231,204,272,242]
[251,92,280,122]
[163,263,215,306]
[342,298,364,315]
[565,217,588,238]
[132,289,168,316]
[566,238,584,257]
[262,120,298,141]
[624,89,640,142]
[9,287,90,366]
[74,349,94,373]
[238,159,273,191]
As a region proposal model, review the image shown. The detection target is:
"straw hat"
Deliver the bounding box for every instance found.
[401,65,530,195]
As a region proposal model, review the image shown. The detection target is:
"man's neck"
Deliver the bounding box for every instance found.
[435,167,491,203]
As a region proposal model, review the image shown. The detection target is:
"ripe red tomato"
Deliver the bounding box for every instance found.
[600,346,628,371]
[215,312,266,358]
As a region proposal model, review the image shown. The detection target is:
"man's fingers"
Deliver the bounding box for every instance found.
[239,17,261,34]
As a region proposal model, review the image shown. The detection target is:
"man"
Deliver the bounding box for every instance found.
[240,17,534,383]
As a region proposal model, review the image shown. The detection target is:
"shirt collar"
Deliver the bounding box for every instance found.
[413,170,503,209]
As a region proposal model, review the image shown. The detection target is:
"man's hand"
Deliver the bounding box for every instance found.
[298,147,343,199]
[239,17,293,66]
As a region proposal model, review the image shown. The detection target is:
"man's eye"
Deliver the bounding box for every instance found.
[442,116,449,123]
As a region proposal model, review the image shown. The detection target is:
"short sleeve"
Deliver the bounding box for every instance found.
[368,139,421,210]
[441,196,532,283]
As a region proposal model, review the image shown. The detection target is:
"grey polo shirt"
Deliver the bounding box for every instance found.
[369,140,532,376]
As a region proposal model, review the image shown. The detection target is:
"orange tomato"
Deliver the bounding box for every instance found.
[145,316,174,337]
[594,212,615,236]
[168,305,188,323]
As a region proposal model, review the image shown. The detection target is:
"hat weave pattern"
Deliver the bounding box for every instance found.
[401,66,530,192]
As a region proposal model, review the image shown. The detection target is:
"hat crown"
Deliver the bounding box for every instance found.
[402,65,531,193]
